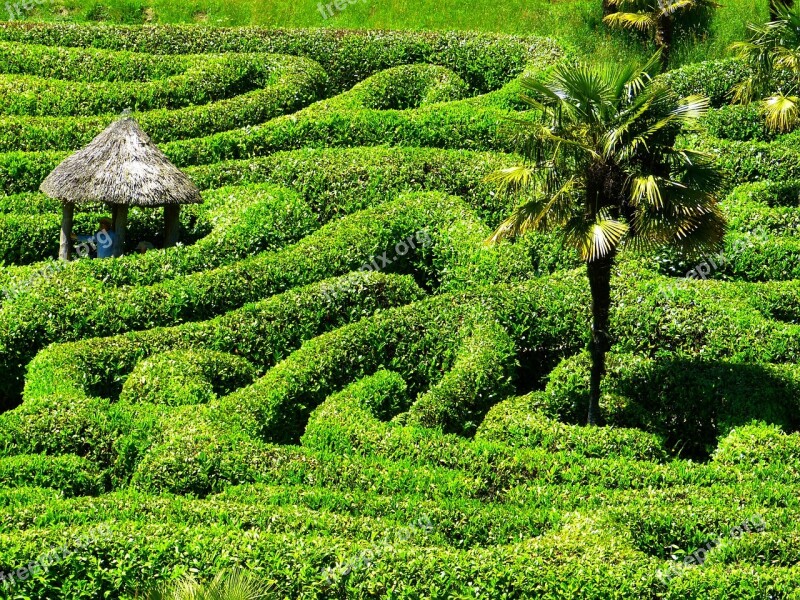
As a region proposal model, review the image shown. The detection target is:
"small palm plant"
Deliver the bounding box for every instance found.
[486,54,727,426]
[141,569,273,600]
[730,4,800,132]
[604,0,720,69]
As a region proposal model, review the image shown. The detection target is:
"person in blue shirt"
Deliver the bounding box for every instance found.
[71,217,117,259]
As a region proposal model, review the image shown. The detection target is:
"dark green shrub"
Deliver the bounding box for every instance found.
[0,23,562,93]
[0,454,103,496]
[540,351,800,457]
[405,321,516,436]
[119,349,256,406]
[476,395,668,461]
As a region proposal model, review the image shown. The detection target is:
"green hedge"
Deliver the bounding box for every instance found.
[0,40,190,81]
[0,23,562,93]
[538,351,800,457]
[713,422,800,470]
[658,59,752,107]
[687,131,800,186]
[0,53,327,152]
[404,321,516,436]
[0,454,102,497]
[724,179,800,208]
[0,184,314,284]
[119,349,256,406]
[0,512,796,599]
[0,192,486,407]
[2,271,422,465]
[476,394,668,461]
[702,104,776,142]
[0,53,279,117]
[184,147,518,224]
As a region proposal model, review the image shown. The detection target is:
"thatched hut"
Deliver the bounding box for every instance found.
[40,115,202,260]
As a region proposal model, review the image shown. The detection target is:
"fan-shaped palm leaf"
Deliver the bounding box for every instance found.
[763,93,800,131]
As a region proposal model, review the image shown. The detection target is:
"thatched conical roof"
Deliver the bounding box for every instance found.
[40,116,201,207]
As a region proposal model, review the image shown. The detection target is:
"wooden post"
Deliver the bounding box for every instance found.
[59,203,74,261]
[111,204,119,230]
[113,205,128,258]
[164,204,180,248]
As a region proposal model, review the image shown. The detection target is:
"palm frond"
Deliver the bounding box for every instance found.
[565,209,629,262]
[487,177,579,243]
[603,11,656,32]
[763,94,800,132]
[483,165,537,195]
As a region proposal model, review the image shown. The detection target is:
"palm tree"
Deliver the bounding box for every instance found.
[604,0,720,69]
[770,0,794,22]
[140,569,272,600]
[486,55,727,426]
[730,4,800,132]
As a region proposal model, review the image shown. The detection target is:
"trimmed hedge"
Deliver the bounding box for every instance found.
[118,349,256,406]
[0,192,487,406]
[0,454,102,497]
[0,23,563,93]
[0,53,279,117]
[538,351,800,457]
[0,184,315,285]
[687,131,800,186]
[476,394,668,461]
[713,422,800,471]
[0,40,190,81]
[3,271,423,465]
[0,52,327,151]
[404,321,516,436]
[658,59,752,107]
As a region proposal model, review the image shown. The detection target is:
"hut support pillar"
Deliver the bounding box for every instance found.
[113,205,128,258]
[164,204,180,248]
[59,203,74,261]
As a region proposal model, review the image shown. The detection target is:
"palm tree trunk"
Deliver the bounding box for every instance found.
[586,251,615,426]
[655,12,673,70]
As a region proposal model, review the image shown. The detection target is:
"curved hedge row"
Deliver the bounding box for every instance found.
[0,183,315,286]
[404,321,516,436]
[0,40,190,81]
[0,53,280,117]
[119,349,257,407]
[0,52,328,151]
[0,23,563,93]
[0,191,489,406]
[160,100,516,168]
[0,271,423,472]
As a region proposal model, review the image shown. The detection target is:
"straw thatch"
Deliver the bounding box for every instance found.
[40,116,201,206]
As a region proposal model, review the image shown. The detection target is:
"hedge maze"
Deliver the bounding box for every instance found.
[0,22,799,599]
